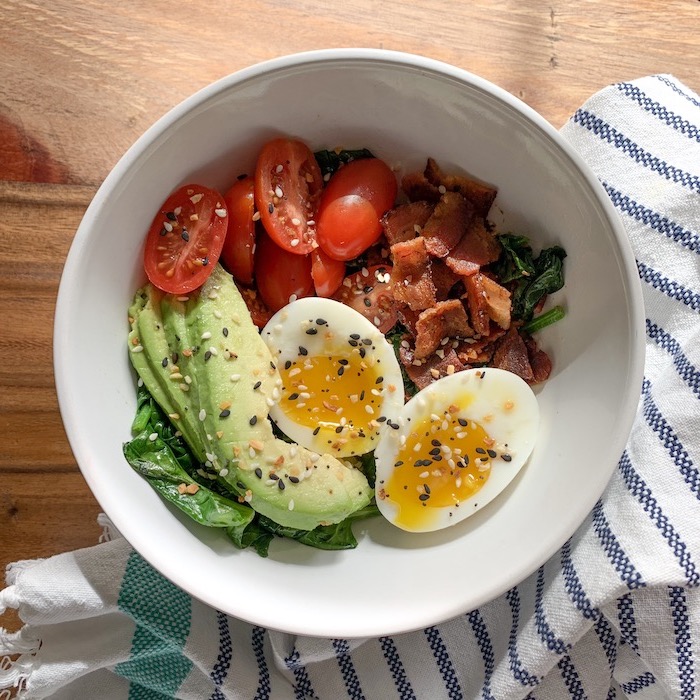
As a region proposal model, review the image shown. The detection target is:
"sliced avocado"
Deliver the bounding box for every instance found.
[127,264,372,531]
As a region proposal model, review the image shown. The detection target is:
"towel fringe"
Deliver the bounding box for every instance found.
[0,627,40,697]
[97,513,121,543]
[0,587,19,616]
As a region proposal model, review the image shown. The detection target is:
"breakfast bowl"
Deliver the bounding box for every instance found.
[54,49,645,638]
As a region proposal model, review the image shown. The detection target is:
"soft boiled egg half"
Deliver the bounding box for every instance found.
[374,368,539,533]
[262,297,404,458]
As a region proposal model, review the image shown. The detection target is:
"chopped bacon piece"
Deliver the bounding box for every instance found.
[463,274,490,336]
[381,201,435,246]
[424,157,498,218]
[397,305,421,335]
[414,299,473,359]
[455,327,506,364]
[445,217,502,277]
[480,275,512,330]
[389,237,436,311]
[524,334,553,383]
[431,260,460,301]
[491,327,534,382]
[401,170,442,203]
[400,344,467,390]
[421,192,474,258]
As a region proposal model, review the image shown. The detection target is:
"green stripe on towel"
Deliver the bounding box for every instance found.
[115,551,193,698]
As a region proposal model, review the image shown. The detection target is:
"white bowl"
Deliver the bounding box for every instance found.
[54,49,645,637]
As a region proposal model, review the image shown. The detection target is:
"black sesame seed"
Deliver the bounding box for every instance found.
[394,460,404,467]
[254,467,263,478]
[502,454,512,462]
[376,416,387,422]
[431,439,441,446]
[289,393,299,400]
[202,256,209,266]
[337,366,345,376]
[376,376,384,384]
[362,338,372,345]
[268,202,274,213]
[313,426,320,435]
[424,484,431,494]
[269,473,279,480]
[359,390,365,400]
[338,359,349,365]
[172,352,179,364]
[317,318,327,325]
[359,347,366,358]
[348,339,359,347]
[181,231,190,242]
[363,298,371,307]
[288,475,300,484]
[219,409,231,418]
[253,381,262,390]
[222,327,229,337]
[161,357,168,368]
[270,361,276,370]
[237,481,246,490]
[306,328,318,335]
[389,421,400,430]
[475,447,486,454]
[429,447,441,456]
[458,418,468,427]
[335,425,344,433]
[285,360,292,370]
[159,228,168,236]
[249,415,258,426]
[418,493,430,501]
[487,449,497,458]
[298,346,308,356]
[204,350,212,361]
[278,480,285,490]
[350,333,361,340]
[166,211,177,221]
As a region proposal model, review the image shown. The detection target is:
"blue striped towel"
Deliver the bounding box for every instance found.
[1,73,699,700]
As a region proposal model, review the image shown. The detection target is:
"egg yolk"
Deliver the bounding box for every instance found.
[278,347,391,455]
[381,407,500,530]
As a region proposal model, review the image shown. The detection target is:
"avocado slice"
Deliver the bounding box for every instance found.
[127,264,372,531]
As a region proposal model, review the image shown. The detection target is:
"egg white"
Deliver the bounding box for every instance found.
[374,368,539,532]
[261,297,404,458]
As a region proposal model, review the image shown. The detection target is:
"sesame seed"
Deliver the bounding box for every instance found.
[201,331,212,340]
[230,374,241,382]
[219,409,231,418]
[131,345,144,353]
[215,208,227,218]
[148,432,158,442]
[249,415,258,426]
[198,409,207,421]
[274,186,284,198]
[290,238,299,247]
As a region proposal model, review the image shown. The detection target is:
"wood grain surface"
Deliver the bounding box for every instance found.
[1,0,699,601]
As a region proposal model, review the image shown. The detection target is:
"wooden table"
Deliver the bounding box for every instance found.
[2,0,699,587]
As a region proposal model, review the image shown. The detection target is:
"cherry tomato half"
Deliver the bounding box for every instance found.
[311,248,346,297]
[316,158,398,261]
[254,138,324,255]
[221,176,256,286]
[143,184,228,294]
[332,264,398,333]
[254,231,315,312]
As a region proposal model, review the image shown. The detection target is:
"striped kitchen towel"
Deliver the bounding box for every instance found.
[1,73,699,699]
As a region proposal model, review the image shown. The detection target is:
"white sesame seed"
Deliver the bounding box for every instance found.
[419,471,429,478]
[252,211,261,222]
[208,346,218,356]
[190,193,203,204]
[131,345,144,353]
[219,468,229,477]
[201,331,212,340]
[290,238,299,247]
[148,432,158,442]
[365,405,374,415]
[230,374,241,382]
[213,309,222,318]
[215,208,227,218]
[163,221,173,232]
[438,185,447,194]
[413,442,422,452]
[288,499,295,511]
[199,409,207,421]
[291,217,301,226]
[274,186,283,198]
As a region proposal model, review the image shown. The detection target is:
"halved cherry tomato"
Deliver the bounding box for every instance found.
[254,138,324,255]
[311,248,346,297]
[221,176,256,286]
[254,231,315,312]
[316,158,397,261]
[332,264,398,333]
[143,184,228,294]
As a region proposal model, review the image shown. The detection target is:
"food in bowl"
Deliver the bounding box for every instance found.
[124,137,566,554]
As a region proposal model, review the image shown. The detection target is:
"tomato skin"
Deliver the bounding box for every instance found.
[254,231,315,312]
[332,264,398,333]
[316,195,381,261]
[321,158,397,217]
[311,248,346,297]
[143,184,228,294]
[221,177,256,286]
[315,158,398,261]
[254,138,323,255]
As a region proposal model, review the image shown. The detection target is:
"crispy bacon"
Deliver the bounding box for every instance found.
[400,344,467,390]
[480,275,512,330]
[414,299,473,359]
[401,170,442,203]
[455,327,506,364]
[524,334,553,383]
[421,192,474,258]
[463,273,491,336]
[236,284,272,329]
[431,259,460,301]
[491,327,535,382]
[381,201,435,246]
[389,237,436,311]
[445,217,502,277]
[424,157,498,218]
